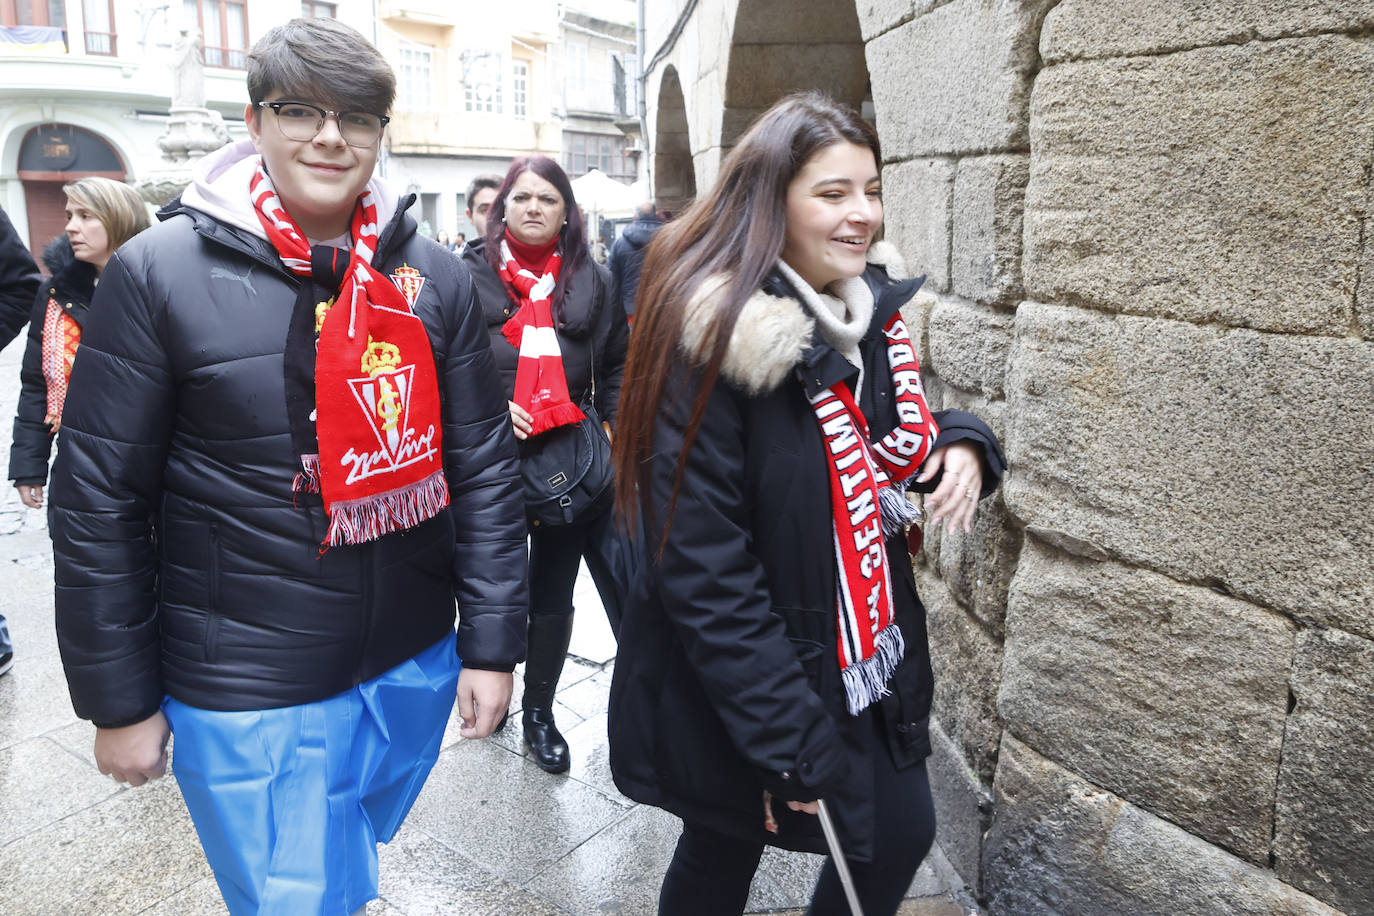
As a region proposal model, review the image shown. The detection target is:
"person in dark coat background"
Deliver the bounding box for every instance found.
[461,155,629,775]
[606,199,663,322]
[609,92,1006,915]
[0,204,41,677]
[46,18,527,914]
[10,177,151,513]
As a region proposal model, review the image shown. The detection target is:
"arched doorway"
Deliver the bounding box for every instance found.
[653,66,695,214]
[721,0,868,151]
[17,124,127,259]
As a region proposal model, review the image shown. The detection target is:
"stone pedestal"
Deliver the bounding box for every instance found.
[136,106,230,207]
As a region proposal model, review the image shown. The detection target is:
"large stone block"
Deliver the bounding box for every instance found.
[867,0,1057,159]
[1004,300,1374,639]
[927,490,1019,638]
[1275,627,1374,913]
[984,737,1343,916]
[927,293,1014,396]
[883,158,953,290]
[857,0,913,41]
[999,539,1295,863]
[1041,0,1374,63]
[952,154,1028,306]
[921,569,1004,781]
[926,718,994,892]
[1024,37,1374,335]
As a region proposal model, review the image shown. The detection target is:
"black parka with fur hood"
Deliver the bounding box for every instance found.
[49,142,528,729]
[608,244,1005,862]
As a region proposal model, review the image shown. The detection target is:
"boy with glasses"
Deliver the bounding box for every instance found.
[48,18,527,914]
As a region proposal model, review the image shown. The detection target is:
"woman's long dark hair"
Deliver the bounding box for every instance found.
[483,155,589,315]
[612,91,882,540]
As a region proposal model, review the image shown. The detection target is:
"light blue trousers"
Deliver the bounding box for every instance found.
[163,634,461,915]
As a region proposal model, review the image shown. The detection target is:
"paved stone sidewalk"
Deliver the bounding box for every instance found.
[0,334,976,915]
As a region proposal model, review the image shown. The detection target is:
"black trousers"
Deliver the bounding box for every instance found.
[527,501,624,632]
[658,716,936,916]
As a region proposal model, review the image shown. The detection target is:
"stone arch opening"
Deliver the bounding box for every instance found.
[653,66,696,214]
[721,0,868,151]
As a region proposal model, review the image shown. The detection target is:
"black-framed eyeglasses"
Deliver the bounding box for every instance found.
[257,100,390,148]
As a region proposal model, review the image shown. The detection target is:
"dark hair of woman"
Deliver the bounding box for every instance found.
[612,91,881,539]
[483,155,589,315]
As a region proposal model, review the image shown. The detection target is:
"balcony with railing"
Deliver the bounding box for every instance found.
[83,30,115,55]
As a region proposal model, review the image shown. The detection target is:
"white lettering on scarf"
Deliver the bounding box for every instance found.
[340,424,438,485]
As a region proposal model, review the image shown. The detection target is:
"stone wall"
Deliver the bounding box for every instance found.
[868,1,1374,913]
[644,0,1374,911]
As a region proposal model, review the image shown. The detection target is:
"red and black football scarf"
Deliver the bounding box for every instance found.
[810,311,939,714]
[498,233,585,437]
[251,162,449,547]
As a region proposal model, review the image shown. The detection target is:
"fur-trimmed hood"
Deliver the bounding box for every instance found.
[679,240,913,395]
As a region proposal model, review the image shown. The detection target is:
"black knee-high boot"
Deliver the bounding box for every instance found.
[522,612,574,773]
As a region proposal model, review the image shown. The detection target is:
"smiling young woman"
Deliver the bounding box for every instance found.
[607,92,1008,915]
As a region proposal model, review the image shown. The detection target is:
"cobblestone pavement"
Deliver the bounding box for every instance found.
[0,332,975,915]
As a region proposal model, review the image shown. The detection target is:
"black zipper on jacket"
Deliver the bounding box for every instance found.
[205,524,222,663]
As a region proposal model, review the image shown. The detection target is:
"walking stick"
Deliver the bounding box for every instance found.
[816,798,864,916]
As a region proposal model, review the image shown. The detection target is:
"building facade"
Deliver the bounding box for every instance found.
[375,0,563,241]
[0,0,584,252]
[639,2,1374,914]
[556,0,639,187]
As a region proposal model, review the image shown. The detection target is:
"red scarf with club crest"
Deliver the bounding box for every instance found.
[498,233,585,437]
[250,162,449,547]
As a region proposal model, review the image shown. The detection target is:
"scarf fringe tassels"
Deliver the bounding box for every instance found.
[294,454,322,494]
[840,624,906,715]
[323,468,451,547]
[879,486,923,537]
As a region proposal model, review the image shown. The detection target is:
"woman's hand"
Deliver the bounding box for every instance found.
[508,401,533,440]
[918,442,983,534]
[762,790,819,834]
[16,484,43,510]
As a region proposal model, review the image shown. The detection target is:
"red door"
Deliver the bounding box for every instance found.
[22,179,68,271]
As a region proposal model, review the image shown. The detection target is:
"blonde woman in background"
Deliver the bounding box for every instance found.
[10,176,150,509]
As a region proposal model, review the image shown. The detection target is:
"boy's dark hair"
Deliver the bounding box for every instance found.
[465,174,503,210]
[247,18,395,116]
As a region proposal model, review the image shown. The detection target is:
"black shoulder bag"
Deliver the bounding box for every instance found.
[517,343,614,526]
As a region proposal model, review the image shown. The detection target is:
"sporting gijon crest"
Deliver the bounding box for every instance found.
[340,338,439,485]
[390,264,426,310]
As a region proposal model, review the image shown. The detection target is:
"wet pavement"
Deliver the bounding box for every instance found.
[0,333,976,915]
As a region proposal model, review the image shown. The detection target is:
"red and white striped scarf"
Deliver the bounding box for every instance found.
[810,311,939,714]
[250,162,449,547]
[498,235,585,437]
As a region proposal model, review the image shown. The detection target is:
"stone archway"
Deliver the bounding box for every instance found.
[721,0,868,151]
[653,66,695,214]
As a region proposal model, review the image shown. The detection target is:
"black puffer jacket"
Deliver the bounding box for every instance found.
[608,253,1005,862]
[49,197,528,729]
[461,239,628,425]
[10,238,96,486]
[0,205,40,350]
